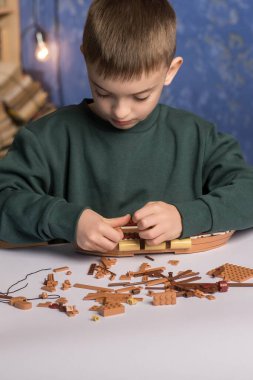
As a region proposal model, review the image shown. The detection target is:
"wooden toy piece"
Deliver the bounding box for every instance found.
[127,297,138,305]
[41,285,56,293]
[89,305,102,311]
[207,263,253,282]
[99,302,125,317]
[9,297,32,310]
[115,285,142,293]
[94,264,116,280]
[145,278,169,287]
[119,239,140,251]
[170,238,192,250]
[168,260,180,266]
[132,266,166,278]
[152,290,177,306]
[53,266,70,273]
[37,302,52,307]
[108,282,131,287]
[145,242,166,251]
[131,288,141,295]
[61,279,71,290]
[65,305,79,317]
[44,273,58,286]
[206,295,216,301]
[88,263,97,275]
[121,225,139,233]
[73,283,114,292]
[42,273,58,292]
[49,303,60,309]
[101,257,117,268]
[192,289,206,298]
[139,263,151,271]
[83,292,131,303]
[39,292,48,299]
[145,255,154,261]
[91,315,100,322]
[172,270,196,281]
[119,272,133,281]
[56,297,68,305]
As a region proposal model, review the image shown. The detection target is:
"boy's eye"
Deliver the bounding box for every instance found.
[135,96,150,102]
[96,91,109,98]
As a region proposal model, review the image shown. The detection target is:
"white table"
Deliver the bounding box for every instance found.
[1,229,253,380]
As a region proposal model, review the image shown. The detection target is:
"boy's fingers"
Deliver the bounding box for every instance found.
[133,203,156,223]
[105,214,131,228]
[145,232,167,246]
[101,223,124,243]
[98,236,118,252]
[139,223,161,239]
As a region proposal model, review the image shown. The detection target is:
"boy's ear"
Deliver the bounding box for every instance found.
[164,57,183,86]
[80,45,84,54]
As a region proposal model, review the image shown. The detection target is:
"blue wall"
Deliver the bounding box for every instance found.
[20,0,253,163]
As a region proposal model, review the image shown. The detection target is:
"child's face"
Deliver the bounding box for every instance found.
[86,57,182,130]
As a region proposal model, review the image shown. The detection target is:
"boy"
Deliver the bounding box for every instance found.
[0,0,253,253]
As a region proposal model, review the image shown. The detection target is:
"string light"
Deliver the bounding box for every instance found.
[35,30,49,61]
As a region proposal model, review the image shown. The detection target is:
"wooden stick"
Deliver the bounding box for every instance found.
[73,283,114,292]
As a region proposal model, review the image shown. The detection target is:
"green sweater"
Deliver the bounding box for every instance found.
[0,99,253,243]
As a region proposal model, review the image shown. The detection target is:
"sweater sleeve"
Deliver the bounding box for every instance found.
[0,128,85,243]
[173,125,253,238]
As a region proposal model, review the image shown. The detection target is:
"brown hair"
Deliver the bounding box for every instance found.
[82,0,176,80]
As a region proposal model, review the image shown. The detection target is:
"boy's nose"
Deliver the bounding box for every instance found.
[111,101,130,120]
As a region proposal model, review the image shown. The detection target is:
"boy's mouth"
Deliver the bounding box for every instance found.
[111,119,135,126]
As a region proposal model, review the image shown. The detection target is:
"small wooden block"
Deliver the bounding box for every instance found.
[168,260,180,266]
[41,285,56,293]
[145,242,166,251]
[53,266,70,273]
[119,239,140,251]
[170,238,192,249]
[99,303,125,317]
[88,263,97,275]
[152,290,177,306]
[37,302,52,308]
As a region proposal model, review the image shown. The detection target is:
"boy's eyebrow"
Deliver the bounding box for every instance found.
[91,80,156,95]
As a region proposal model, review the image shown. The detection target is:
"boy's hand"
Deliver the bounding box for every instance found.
[132,201,182,246]
[76,209,131,252]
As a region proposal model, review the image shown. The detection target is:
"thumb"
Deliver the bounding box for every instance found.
[106,214,131,228]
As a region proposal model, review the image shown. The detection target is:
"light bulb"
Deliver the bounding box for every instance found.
[35,31,49,61]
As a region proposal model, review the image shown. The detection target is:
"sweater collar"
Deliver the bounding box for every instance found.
[81,98,160,133]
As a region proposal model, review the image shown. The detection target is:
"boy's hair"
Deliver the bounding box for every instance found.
[82,0,176,80]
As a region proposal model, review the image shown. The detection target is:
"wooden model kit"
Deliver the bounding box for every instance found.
[76,220,234,256]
